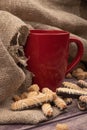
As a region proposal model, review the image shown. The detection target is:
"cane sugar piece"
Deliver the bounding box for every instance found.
[56,123,69,130]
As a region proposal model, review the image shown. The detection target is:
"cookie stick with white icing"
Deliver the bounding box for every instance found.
[42,88,67,110]
[42,103,53,117]
[11,92,54,111]
[62,82,81,90]
[27,84,40,92]
[53,95,67,110]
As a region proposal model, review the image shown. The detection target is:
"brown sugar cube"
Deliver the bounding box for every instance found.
[73,68,84,73]
[76,73,86,80]
[56,123,69,130]
[72,68,83,76]
[72,68,87,80]
[76,68,84,72]
[72,72,85,80]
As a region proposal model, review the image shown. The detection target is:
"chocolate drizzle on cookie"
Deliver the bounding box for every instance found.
[78,95,87,111]
[56,88,87,98]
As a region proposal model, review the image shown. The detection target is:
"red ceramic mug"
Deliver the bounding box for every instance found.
[24,30,83,91]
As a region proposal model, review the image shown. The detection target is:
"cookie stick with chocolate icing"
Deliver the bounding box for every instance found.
[78,95,87,111]
[77,80,87,88]
[56,87,87,98]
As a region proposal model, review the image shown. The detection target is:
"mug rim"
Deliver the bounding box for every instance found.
[30,29,69,35]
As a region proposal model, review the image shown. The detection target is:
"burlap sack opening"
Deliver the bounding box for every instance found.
[0,10,32,100]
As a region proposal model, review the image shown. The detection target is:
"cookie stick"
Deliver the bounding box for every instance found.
[62,82,81,90]
[77,80,87,88]
[56,87,87,98]
[42,103,53,117]
[11,92,54,111]
[42,88,67,110]
[78,95,87,111]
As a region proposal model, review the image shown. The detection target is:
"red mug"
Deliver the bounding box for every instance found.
[24,30,83,91]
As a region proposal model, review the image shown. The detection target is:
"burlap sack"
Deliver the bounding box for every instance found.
[0,0,87,62]
[0,11,29,48]
[0,11,62,124]
[0,11,33,97]
[0,99,62,124]
[0,39,25,102]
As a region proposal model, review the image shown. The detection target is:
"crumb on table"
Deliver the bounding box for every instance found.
[56,123,69,130]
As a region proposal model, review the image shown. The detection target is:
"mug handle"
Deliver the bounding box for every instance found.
[66,36,84,74]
